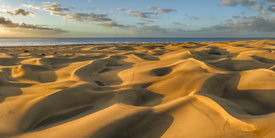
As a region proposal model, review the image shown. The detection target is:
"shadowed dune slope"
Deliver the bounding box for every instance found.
[0,40,275,137]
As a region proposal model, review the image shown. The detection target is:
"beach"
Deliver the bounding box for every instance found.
[1,39,275,137]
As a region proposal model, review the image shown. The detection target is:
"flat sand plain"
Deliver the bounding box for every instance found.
[1,40,275,137]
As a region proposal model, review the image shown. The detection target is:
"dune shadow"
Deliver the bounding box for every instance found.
[18,54,170,137]
[90,110,174,138]
[197,73,275,115]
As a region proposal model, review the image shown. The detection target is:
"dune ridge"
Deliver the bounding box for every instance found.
[0,40,275,137]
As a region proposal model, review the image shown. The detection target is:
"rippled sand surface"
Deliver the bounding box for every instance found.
[1,40,275,138]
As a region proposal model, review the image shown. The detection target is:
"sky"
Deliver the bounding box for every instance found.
[0,0,275,38]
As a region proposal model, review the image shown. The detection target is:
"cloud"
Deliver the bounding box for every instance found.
[218,0,238,6]
[234,16,275,32]
[43,2,70,13]
[190,16,199,20]
[88,0,91,3]
[6,8,35,18]
[173,22,184,25]
[260,0,275,2]
[116,8,126,11]
[91,21,129,28]
[0,16,67,32]
[205,16,275,32]
[237,0,256,6]
[50,12,66,16]
[145,6,175,13]
[232,15,240,19]
[22,4,41,10]
[218,0,256,6]
[64,23,67,25]
[268,4,275,12]
[177,29,186,32]
[137,25,168,34]
[126,10,152,18]
[136,23,146,25]
[126,6,175,19]
[250,5,263,11]
[227,19,234,22]
[259,10,269,15]
[39,2,128,29]
[64,13,112,23]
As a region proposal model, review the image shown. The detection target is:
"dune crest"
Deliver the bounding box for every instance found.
[1,40,275,137]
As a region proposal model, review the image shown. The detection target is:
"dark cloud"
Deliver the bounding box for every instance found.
[218,0,256,6]
[0,16,67,32]
[5,9,35,18]
[204,16,275,32]
[145,6,175,13]
[268,4,275,12]
[237,0,256,6]
[260,0,275,2]
[218,0,238,6]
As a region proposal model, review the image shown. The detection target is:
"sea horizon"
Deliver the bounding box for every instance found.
[0,37,275,46]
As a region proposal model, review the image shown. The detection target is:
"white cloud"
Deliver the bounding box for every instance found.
[22,4,41,10]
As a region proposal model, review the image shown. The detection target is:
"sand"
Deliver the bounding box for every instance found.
[1,40,275,137]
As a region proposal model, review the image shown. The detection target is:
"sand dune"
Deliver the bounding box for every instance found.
[1,40,275,137]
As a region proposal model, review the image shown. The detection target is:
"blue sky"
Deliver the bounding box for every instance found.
[0,0,275,37]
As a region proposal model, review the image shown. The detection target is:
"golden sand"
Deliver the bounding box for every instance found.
[1,40,275,137]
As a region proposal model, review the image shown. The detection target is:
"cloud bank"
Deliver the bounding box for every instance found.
[0,16,67,32]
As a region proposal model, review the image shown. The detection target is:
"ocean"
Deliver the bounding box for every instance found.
[0,37,274,46]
